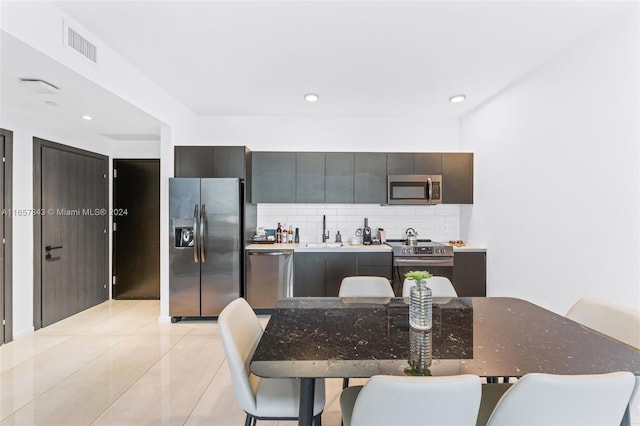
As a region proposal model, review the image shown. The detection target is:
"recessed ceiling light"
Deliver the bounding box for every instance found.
[449,94,466,103]
[304,93,319,103]
[82,115,93,121]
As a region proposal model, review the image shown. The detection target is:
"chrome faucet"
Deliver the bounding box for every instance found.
[322,215,330,242]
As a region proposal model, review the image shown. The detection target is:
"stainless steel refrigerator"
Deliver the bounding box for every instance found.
[169,178,255,319]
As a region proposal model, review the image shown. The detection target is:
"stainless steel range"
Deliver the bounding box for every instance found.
[387,239,454,291]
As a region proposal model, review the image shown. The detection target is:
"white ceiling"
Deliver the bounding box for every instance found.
[1,33,163,141]
[1,1,635,140]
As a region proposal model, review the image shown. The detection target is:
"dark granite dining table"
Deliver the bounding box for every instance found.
[249,297,640,426]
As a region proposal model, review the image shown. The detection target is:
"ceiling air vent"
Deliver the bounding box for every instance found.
[64,22,98,64]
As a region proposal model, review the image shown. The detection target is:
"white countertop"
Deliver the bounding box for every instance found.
[245,243,392,252]
[444,242,487,252]
[246,242,485,252]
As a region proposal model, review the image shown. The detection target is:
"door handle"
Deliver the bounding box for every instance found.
[193,204,199,264]
[45,245,63,261]
[200,204,206,263]
[427,177,432,201]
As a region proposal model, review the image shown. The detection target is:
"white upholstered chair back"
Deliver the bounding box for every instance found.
[402,276,458,298]
[338,276,394,298]
[565,297,640,423]
[341,374,481,426]
[485,372,635,426]
[219,297,326,423]
[566,297,640,349]
[218,297,263,415]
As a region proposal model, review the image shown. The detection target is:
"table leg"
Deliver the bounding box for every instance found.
[298,377,316,426]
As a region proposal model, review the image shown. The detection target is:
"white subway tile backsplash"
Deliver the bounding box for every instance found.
[256,203,460,242]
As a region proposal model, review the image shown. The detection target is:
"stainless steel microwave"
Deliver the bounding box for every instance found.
[387,175,443,205]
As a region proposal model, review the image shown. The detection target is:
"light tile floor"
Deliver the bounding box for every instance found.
[0,300,353,426]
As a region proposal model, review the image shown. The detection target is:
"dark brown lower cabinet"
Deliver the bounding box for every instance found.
[324,253,358,297]
[356,252,393,280]
[452,251,486,297]
[293,251,393,297]
[293,252,325,297]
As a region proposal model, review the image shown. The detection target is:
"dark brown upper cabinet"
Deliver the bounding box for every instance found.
[251,152,296,203]
[386,152,442,175]
[179,147,474,204]
[442,153,473,204]
[296,152,325,203]
[174,146,250,178]
[354,153,387,203]
[415,153,442,175]
[325,152,354,203]
[386,153,415,175]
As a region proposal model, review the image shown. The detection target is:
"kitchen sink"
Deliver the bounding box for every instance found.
[305,242,343,248]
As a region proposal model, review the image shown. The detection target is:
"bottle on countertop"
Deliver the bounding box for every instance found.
[294,228,300,243]
[288,225,293,243]
[276,222,282,244]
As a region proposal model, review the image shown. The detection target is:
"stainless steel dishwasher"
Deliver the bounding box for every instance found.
[245,249,293,309]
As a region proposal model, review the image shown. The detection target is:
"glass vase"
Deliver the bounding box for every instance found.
[407,328,433,375]
[409,280,432,330]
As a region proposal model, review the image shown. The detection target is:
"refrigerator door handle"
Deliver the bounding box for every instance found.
[200,204,206,263]
[193,204,199,263]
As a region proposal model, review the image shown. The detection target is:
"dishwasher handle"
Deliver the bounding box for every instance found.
[248,251,292,256]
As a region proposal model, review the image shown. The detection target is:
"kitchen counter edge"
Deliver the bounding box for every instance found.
[245,243,392,252]
[445,243,487,253]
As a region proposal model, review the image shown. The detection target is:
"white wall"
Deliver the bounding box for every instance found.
[195,116,460,151]
[109,140,161,159]
[461,9,640,314]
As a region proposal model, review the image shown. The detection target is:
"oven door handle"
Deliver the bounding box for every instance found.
[393,258,454,267]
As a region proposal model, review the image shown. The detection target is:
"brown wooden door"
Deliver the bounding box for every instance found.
[113,159,160,299]
[35,139,108,328]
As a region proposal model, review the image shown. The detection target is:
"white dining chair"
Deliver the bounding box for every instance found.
[338,275,393,387]
[337,276,394,390]
[402,276,458,298]
[340,374,482,426]
[565,297,640,423]
[218,298,325,426]
[338,276,395,298]
[477,372,636,426]
[565,297,640,349]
